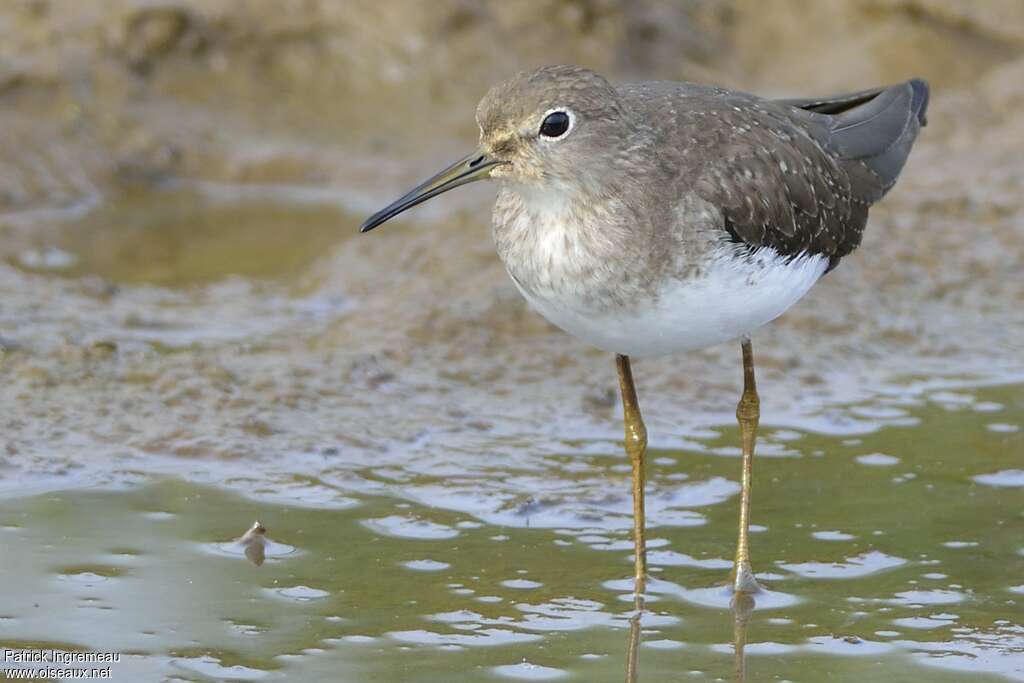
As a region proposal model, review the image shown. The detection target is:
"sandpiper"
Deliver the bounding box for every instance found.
[361,65,928,596]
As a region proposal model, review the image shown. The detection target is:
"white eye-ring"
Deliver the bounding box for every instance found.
[539,108,575,140]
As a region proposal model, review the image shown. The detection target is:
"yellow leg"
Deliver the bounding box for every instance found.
[732,339,761,594]
[616,354,647,595]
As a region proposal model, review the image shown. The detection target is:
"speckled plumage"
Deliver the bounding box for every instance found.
[361,64,928,356]
[478,66,927,354]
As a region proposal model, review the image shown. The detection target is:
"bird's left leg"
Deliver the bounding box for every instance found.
[615,354,648,595]
[732,338,761,594]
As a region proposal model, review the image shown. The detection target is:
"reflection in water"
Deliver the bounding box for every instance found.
[237,520,267,567]
[732,593,756,683]
[624,595,643,683]
[625,590,756,682]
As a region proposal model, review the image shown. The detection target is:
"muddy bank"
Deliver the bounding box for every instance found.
[0,0,1022,493]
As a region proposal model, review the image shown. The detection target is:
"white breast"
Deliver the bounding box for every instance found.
[511,246,829,357]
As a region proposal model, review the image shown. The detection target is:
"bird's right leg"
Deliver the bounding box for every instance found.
[732,338,761,594]
[615,354,648,595]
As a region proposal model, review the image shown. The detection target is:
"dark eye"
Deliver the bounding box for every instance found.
[540,111,571,138]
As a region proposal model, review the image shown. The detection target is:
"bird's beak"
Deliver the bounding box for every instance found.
[360,149,502,233]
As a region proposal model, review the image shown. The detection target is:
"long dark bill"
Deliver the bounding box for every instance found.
[359,150,501,233]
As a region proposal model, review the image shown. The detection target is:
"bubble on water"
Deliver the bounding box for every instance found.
[985,423,1020,433]
[361,515,459,540]
[942,541,979,549]
[778,551,906,579]
[1007,585,1024,595]
[491,662,568,680]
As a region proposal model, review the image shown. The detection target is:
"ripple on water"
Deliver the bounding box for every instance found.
[172,656,269,680]
[401,559,450,571]
[203,539,297,561]
[888,589,967,606]
[491,662,568,680]
[266,585,330,601]
[604,577,800,610]
[515,597,678,632]
[361,515,459,540]
[500,579,542,590]
[855,453,900,466]
[642,639,685,650]
[55,566,124,586]
[387,628,542,648]
[778,551,907,579]
[892,614,958,630]
[895,626,1024,681]
[397,476,729,533]
[804,635,894,657]
[973,469,1024,488]
[811,530,856,541]
[646,550,732,570]
[228,477,361,510]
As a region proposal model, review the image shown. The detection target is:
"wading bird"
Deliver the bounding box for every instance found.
[361,65,928,595]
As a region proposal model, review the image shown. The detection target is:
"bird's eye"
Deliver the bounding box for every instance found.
[539,110,571,139]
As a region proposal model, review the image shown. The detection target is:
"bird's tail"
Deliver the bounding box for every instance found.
[781,79,930,202]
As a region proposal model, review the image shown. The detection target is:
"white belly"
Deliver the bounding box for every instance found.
[512,247,830,357]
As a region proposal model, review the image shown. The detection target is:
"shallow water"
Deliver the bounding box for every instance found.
[1,383,1020,682]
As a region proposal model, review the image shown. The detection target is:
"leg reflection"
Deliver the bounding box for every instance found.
[624,594,643,683]
[732,592,755,683]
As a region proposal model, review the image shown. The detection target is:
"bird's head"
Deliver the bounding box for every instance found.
[360,65,631,233]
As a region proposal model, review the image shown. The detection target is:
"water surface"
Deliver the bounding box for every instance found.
[1,384,1020,682]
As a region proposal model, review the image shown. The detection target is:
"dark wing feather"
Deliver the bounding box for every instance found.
[694,79,927,268]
